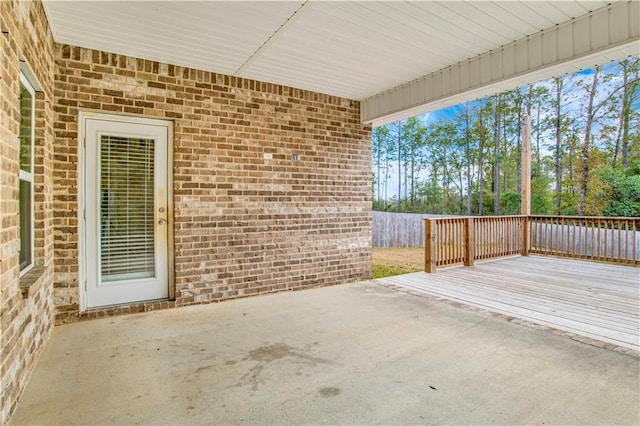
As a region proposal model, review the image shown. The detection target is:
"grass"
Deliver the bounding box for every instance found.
[372,247,423,279]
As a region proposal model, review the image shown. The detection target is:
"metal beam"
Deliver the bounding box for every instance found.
[362,1,640,126]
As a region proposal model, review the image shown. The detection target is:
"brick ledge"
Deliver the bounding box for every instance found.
[19,266,47,298]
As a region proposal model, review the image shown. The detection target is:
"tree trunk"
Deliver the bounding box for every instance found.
[410,156,415,205]
[465,104,473,216]
[621,91,631,169]
[503,115,509,193]
[403,159,408,201]
[578,68,599,216]
[568,132,575,196]
[553,77,563,215]
[384,165,388,205]
[613,61,627,167]
[431,164,439,213]
[535,99,542,171]
[526,85,538,174]
[620,60,632,169]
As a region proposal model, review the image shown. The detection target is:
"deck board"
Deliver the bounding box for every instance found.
[376,256,639,351]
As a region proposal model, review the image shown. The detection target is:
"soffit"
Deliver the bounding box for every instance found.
[43,1,618,101]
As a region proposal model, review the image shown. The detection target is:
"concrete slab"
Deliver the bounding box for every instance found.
[11,281,640,425]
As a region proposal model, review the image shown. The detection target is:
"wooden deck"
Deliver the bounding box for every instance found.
[376,256,639,351]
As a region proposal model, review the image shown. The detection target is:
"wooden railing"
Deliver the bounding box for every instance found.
[424,217,468,270]
[425,215,639,272]
[474,216,526,260]
[529,216,639,265]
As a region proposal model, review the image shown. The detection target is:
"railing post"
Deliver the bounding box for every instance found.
[521,216,530,256]
[464,217,475,266]
[425,219,437,273]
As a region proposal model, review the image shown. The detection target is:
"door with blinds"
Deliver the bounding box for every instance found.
[84,117,169,308]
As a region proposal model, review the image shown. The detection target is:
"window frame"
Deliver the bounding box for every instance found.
[19,72,36,277]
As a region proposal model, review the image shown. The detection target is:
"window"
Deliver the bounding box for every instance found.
[19,73,35,275]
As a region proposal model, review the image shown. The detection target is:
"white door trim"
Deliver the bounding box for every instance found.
[78,111,174,311]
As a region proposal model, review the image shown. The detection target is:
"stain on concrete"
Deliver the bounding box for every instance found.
[195,364,216,374]
[234,342,330,391]
[247,343,329,365]
[247,343,291,362]
[238,364,266,391]
[319,387,341,397]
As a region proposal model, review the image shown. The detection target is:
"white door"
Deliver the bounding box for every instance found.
[84,117,169,308]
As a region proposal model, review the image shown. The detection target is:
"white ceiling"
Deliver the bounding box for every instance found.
[43,1,627,115]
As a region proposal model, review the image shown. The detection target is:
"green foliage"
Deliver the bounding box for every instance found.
[531,172,554,214]
[502,192,520,215]
[597,161,640,217]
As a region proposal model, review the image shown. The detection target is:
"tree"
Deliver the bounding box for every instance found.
[403,117,426,207]
[372,126,390,206]
[613,58,640,168]
[386,120,405,212]
[577,67,600,215]
[597,161,640,217]
[463,103,475,215]
[551,76,566,214]
[492,94,502,215]
[370,57,639,218]
[475,100,490,215]
[526,84,551,173]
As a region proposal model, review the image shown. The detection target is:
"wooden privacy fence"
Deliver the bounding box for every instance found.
[424,215,639,272]
[373,211,446,248]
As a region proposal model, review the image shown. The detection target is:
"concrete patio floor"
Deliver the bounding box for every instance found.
[11,280,640,425]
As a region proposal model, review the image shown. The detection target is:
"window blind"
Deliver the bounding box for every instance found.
[19,76,35,273]
[100,135,155,282]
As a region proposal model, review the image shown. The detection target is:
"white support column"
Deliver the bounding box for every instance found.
[362,1,640,126]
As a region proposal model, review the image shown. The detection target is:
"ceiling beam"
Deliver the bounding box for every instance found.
[361,1,640,126]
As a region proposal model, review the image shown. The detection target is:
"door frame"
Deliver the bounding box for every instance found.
[78,111,174,311]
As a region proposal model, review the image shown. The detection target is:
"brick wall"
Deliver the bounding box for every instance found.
[0,0,55,422]
[53,45,372,322]
[1,1,372,420]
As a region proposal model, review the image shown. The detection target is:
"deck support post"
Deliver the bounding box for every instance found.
[464,217,475,266]
[425,219,437,273]
[521,216,530,256]
[521,116,531,257]
[521,116,532,216]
